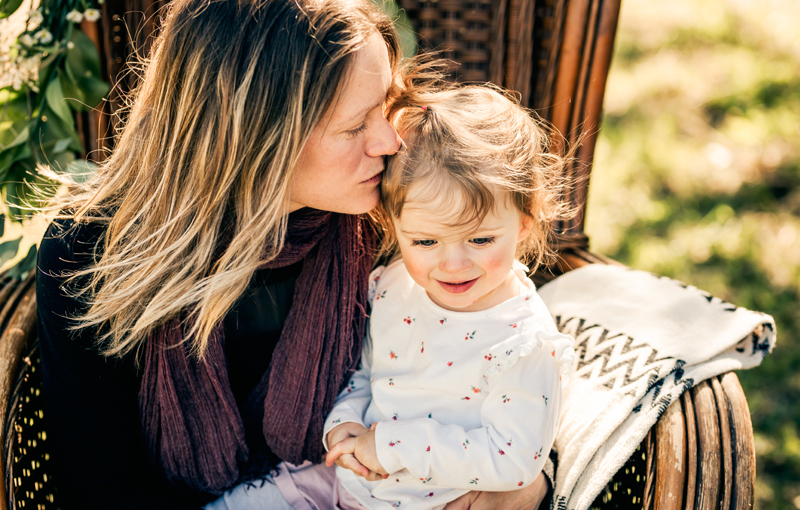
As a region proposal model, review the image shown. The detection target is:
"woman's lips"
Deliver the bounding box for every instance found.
[361,171,383,185]
[437,277,478,294]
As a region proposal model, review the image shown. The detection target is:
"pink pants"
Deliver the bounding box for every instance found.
[272,461,368,510]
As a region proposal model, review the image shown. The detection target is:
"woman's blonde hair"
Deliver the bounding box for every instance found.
[380,85,575,273]
[48,0,402,360]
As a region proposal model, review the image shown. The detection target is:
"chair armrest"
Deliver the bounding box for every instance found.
[543,248,756,510]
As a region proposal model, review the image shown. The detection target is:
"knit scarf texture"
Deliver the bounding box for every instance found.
[139,209,373,494]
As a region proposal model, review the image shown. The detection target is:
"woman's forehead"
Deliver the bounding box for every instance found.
[325,32,391,129]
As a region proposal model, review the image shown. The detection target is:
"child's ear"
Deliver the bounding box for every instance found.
[517,214,534,244]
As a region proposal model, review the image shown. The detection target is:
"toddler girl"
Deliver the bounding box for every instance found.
[323,85,576,510]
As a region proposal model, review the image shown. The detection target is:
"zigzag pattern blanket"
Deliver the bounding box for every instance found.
[537,264,775,510]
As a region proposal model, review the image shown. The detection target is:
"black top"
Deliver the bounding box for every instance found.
[36,219,303,510]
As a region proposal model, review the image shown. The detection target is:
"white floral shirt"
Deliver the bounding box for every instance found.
[323,259,576,510]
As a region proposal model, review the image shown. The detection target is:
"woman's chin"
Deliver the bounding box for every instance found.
[342,187,381,215]
[299,187,380,215]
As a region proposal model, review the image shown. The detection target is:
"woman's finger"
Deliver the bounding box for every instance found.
[442,491,478,510]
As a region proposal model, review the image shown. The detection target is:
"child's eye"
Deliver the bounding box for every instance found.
[346,123,367,138]
[470,237,496,246]
[411,240,437,247]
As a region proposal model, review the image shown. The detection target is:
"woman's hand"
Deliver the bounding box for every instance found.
[443,472,549,510]
[326,422,388,482]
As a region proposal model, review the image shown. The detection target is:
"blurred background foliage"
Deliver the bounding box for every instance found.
[587,0,800,507]
[0,0,797,505]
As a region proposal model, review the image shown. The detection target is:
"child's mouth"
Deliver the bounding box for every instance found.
[437,278,478,294]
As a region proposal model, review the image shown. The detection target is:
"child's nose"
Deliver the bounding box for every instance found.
[439,250,471,274]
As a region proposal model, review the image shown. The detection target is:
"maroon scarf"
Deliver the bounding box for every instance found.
[139,209,374,493]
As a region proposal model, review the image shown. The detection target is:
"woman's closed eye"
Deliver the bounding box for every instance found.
[470,237,496,246]
[346,122,368,138]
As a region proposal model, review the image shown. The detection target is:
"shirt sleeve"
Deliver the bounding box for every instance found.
[373,348,562,491]
[321,328,374,450]
[36,220,212,510]
[321,266,385,450]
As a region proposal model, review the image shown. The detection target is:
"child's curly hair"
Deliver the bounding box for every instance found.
[379,84,577,274]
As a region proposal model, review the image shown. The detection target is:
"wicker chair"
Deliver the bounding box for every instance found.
[0,0,756,508]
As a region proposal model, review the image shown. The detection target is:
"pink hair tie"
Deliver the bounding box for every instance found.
[421,105,428,111]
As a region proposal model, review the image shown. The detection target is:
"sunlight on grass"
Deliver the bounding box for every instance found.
[588,0,800,507]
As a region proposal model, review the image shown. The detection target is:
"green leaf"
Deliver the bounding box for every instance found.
[0,142,32,182]
[63,30,109,108]
[8,244,37,280]
[0,119,30,150]
[0,89,17,104]
[0,0,25,19]
[51,150,75,171]
[67,30,103,76]
[28,106,81,165]
[0,237,21,267]
[372,0,417,59]
[45,74,74,125]
[60,72,109,111]
[66,159,98,183]
[0,214,4,237]
[0,90,30,121]
[53,138,72,153]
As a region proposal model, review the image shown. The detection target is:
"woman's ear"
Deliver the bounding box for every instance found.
[517,214,534,244]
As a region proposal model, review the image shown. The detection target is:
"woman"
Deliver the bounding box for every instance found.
[36,0,547,508]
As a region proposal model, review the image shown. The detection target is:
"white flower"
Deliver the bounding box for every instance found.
[28,10,44,28]
[98,0,105,4]
[19,54,40,72]
[66,10,83,23]
[67,41,75,49]
[19,34,35,46]
[13,78,23,90]
[83,8,101,22]
[34,29,53,44]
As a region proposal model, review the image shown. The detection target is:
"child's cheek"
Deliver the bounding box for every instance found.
[402,253,430,286]
[482,251,510,279]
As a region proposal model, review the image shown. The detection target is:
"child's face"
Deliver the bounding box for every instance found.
[393,194,531,312]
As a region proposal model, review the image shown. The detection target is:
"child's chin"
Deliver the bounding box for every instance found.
[430,293,477,311]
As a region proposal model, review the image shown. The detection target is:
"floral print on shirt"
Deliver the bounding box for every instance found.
[323,261,572,509]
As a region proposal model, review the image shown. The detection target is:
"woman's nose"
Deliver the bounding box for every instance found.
[367,116,402,157]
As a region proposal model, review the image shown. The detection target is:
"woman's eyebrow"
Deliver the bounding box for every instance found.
[340,101,382,126]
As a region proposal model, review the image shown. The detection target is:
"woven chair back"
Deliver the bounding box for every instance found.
[76,0,621,239]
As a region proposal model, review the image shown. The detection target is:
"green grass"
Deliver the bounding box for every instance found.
[586,0,800,507]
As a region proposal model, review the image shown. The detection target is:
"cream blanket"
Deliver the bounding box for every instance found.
[537,264,776,510]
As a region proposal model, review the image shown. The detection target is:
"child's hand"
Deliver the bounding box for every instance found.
[325,422,385,481]
[326,422,388,480]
